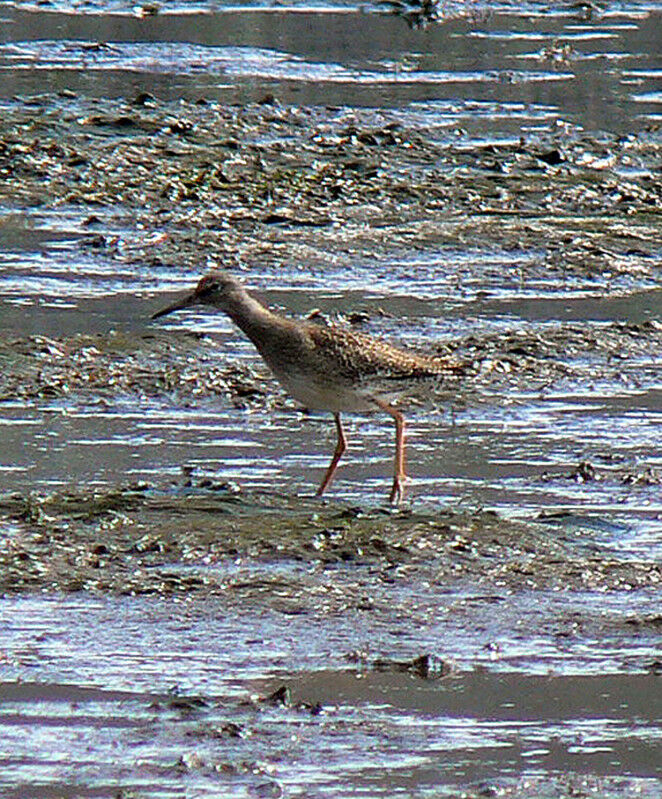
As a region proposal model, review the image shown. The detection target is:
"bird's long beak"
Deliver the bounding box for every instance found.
[151,291,197,320]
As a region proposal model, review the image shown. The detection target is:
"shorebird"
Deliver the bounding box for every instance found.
[152,271,463,503]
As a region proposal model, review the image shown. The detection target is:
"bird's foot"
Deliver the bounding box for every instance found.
[388,474,408,505]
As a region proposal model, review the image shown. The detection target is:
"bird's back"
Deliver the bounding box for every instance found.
[305,321,462,381]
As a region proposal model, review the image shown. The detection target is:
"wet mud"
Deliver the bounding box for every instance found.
[1,93,661,280]
[2,485,661,796]
[1,485,660,597]
[1,2,661,797]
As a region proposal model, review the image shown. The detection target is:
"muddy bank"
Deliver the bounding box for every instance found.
[1,486,660,598]
[1,95,660,281]
[1,318,661,403]
[0,330,277,407]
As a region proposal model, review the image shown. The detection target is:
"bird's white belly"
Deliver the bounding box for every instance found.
[274,370,376,413]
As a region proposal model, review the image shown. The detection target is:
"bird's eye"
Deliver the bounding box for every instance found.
[197,282,215,297]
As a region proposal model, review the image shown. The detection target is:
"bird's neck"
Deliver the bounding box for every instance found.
[223,289,291,349]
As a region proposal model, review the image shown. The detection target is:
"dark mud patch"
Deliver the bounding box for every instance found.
[0,330,277,407]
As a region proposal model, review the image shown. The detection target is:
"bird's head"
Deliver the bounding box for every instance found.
[151,270,245,320]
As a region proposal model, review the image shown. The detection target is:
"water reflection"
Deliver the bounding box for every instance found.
[0,593,660,796]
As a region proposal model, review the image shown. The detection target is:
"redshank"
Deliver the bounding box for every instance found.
[152,271,463,503]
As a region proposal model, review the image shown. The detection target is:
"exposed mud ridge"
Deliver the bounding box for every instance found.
[1,96,661,280]
[0,331,277,407]
[1,487,659,597]
[1,316,660,405]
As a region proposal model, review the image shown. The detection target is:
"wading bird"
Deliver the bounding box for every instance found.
[152,271,463,503]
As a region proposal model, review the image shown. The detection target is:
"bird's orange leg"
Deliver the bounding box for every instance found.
[375,400,407,505]
[316,412,347,497]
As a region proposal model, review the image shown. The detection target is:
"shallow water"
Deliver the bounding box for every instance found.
[0,4,661,130]
[1,593,661,797]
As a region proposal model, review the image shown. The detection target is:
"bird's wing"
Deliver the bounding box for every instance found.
[305,322,463,382]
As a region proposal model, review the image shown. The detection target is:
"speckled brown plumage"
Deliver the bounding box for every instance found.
[152,270,464,503]
[305,321,460,383]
